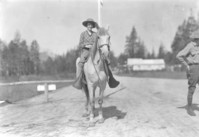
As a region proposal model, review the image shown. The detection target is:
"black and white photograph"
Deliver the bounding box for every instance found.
[0,0,199,136]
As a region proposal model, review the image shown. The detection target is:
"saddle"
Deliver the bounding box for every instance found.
[72,60,119,89]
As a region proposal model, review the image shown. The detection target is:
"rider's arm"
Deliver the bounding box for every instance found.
[79,33,85,48]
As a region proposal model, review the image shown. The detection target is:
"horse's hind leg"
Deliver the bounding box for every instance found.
[82,84,89,117]
[98,82,106,124]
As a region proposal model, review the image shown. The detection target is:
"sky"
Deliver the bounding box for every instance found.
[0,0,199,56]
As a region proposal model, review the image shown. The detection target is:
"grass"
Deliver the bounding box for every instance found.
[0,73,76,83]
[0,73,75,103]
[0,81,73,103]
[116,71,187,80]
[0,71,187,103]
[0,76,72,102]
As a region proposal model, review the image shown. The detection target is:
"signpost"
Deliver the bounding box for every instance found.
[37,83,57,102]
[44,83,48,102]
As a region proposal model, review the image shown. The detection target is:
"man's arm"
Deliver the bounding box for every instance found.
[176,44,192,67]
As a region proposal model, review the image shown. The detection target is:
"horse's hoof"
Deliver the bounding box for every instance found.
[89,122,95,127]
[98,118,104,124]
[82,113,89,117]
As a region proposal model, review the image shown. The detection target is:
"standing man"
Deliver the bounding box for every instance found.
[176,29,199,116]
[73,18,119,89]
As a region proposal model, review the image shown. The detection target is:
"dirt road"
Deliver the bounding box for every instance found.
[0,76,199,137]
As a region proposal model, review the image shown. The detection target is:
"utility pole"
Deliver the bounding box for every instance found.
[98,0,101,26]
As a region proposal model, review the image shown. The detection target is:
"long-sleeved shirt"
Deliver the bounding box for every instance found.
[79,30,97,48]
[176,42,199,66]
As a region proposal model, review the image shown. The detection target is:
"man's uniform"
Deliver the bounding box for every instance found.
[177,30,199,116]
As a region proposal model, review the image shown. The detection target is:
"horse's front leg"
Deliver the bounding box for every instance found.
[98,82,106,124]
[88,85,96,127]
[82,84,90,117]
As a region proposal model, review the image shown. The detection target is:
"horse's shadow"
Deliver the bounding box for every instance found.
[177,104,199,115]
[96,106,126,120]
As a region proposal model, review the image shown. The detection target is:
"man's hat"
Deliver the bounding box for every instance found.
[190,29,199,39]
[82,18,96,28]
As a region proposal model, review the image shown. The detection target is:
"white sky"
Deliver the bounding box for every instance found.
[0,0,198,56]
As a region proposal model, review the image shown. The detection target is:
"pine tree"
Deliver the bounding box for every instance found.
[125,26,138,58]
[158,43,166,59]
[151,47,156,59]
[0,39,6,76]
[125,26,147,59]
[19,40,29,75]
[30,40,40,74]
[136,40,146,59]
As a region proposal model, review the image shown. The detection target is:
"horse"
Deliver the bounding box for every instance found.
[75,26,111,126]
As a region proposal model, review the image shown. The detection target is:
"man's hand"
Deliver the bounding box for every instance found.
[186,65,190,72]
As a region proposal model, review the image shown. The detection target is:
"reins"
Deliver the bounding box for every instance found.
[91,41,103,85]
[91,45,109,85]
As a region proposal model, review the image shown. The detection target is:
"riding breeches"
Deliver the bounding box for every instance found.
[187,64,199,98]
[78,48,90,68]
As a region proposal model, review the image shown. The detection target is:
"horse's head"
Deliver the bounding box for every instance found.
[96,25,111,58]
[91,25,111,63]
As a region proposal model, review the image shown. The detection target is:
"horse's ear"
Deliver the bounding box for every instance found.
[106,24,110,31]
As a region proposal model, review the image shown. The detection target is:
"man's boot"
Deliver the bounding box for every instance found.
[107,65,120,88]
[187,97,196,116]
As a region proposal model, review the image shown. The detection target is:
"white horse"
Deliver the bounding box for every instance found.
[75,26,111,126]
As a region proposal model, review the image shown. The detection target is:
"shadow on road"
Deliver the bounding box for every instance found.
[177,104,199,115]
[96,106,127,120]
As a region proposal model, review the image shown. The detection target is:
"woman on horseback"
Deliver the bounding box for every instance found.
[73,18,119,89]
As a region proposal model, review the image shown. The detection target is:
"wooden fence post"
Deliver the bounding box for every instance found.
[44,83,48,102]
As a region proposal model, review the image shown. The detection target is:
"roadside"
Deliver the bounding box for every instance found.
[116,71,187,80]
[1,76,199,137]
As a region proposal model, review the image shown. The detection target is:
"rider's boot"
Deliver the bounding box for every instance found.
[73,63,84,90]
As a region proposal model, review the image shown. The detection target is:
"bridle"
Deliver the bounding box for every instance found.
[98,44,110,50]
[97,36,111,57]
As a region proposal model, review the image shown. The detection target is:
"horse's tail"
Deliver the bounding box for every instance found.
[76,57,80,78]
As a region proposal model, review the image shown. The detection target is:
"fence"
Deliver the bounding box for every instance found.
[0,80,74,103]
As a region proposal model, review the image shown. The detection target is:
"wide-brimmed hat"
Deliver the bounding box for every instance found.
[82,18,96,28]
[190,29,199,39]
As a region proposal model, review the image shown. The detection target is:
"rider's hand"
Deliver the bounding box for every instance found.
[85,45,92,48]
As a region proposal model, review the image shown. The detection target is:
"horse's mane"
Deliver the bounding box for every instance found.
[91,27,109,61]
